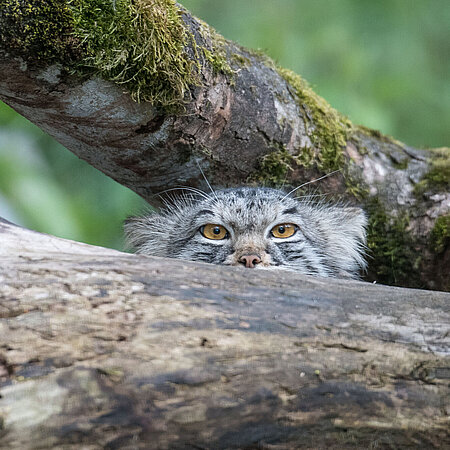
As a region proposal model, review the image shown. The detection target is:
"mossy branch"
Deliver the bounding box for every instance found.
[0,0,448,290]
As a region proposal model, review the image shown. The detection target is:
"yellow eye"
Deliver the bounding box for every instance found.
[271,223,297,238]
[201,224,228,240]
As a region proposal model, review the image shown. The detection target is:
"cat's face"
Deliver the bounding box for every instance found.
[125,187,367,279]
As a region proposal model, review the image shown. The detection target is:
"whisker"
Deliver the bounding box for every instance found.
[153,186,212,201]
[195,158,218,201]
[281,170,340,201]
[296,192,331,200]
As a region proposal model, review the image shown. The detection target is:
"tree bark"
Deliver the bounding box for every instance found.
[0,218,449,449]
[0,1,448,290]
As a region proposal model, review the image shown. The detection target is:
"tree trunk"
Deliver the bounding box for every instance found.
[0,218,449,449]
[0,1,448,290]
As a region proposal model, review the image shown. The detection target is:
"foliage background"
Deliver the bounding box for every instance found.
[0,0,448,250]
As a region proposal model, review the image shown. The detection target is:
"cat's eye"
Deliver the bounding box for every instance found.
[200,224,228,240]
[271,223,297,238]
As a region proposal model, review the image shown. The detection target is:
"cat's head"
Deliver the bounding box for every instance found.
[125,187,367,279]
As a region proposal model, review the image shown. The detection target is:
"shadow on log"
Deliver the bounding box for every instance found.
[1,219,449,449]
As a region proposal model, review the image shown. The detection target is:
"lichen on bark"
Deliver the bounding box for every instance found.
[247,66,353,187]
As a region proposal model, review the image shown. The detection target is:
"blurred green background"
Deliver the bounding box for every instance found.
[0,0,448,250]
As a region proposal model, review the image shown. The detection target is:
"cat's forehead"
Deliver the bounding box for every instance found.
[217,187,288,205]
[194,187,297,224]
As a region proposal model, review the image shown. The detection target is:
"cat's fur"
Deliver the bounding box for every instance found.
[125,187,367,278]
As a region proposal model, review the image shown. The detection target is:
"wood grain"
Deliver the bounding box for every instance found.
[1,220,448,449]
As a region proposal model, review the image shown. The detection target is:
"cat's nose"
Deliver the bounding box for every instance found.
[239,254,262,268]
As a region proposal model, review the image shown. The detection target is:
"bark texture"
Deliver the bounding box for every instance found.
[0,219,449,449]
[0,3,448,287]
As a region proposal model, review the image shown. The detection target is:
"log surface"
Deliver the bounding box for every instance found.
[1,220,449,449]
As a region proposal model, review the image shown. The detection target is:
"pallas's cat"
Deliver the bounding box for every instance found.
[125,187,367,279]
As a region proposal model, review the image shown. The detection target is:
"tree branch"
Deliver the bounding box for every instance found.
[0,219,449,448]
[0,1,448,289]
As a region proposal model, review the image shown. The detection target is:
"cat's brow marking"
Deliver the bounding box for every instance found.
[194,209,215,219]
[282,207,298,215]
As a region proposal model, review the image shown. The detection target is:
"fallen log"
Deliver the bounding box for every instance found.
[1,219,449,449]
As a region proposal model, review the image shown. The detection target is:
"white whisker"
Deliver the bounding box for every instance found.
[195,158,218,201]
[153,186,212,202]
[296,192,331,200]
[281,170,340,201]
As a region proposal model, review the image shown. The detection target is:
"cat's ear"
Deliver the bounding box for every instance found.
[338,207,367,243]
[320,206,368,277]
[124,213,162,253]
[124,215,146,251]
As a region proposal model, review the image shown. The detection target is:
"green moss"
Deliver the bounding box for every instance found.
[231,52,250,67]
[70,0,199,105]
[245,46,277,69]
[365,198,423,288]
[392,159,409,170]
[0,0,79,61]
[253,144,316,186]
[0,0,200,108]
[423,147,450,187]
[343,166,369,201]
[202,47,232,76]
[414,147,450,196]
[194,19,233,76]
[357,124,405,148]
[255,147,293,186]
[277,67,351,173]
[430,215,450,254]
